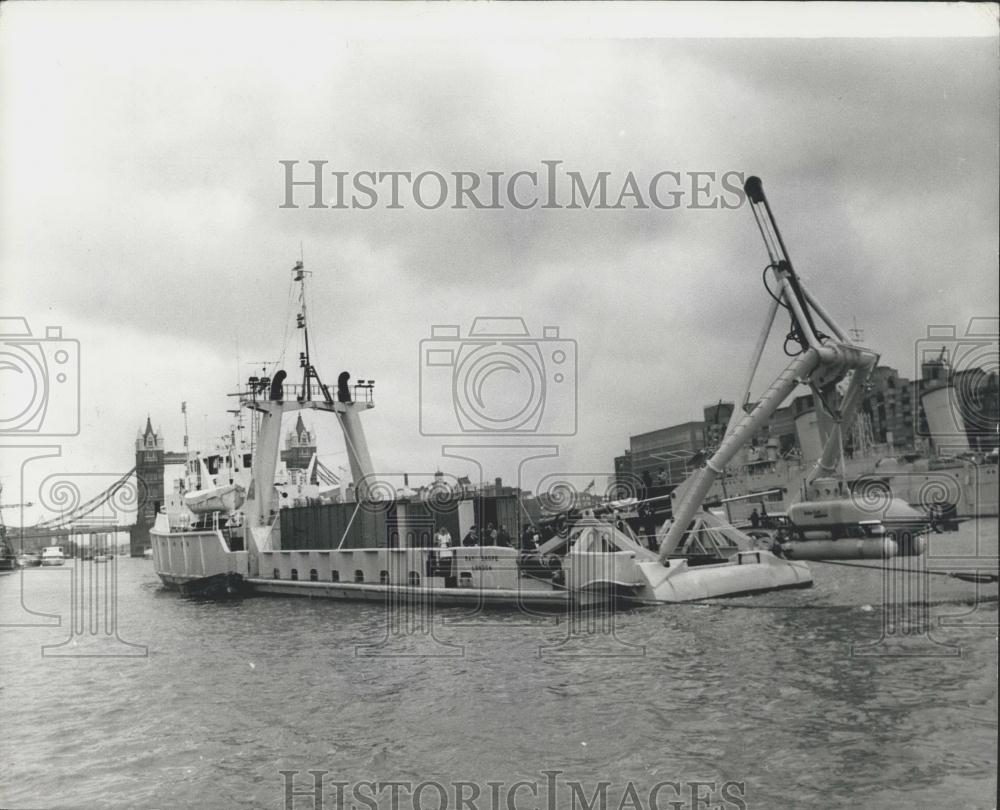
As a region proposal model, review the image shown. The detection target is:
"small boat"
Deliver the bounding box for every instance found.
[0,540,17,573]
[184,483,246,516]
[16,552,42,568]
[736,483,932,561]
[40,546,67,566]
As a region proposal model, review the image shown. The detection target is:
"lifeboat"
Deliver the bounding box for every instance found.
[183,483,246,515]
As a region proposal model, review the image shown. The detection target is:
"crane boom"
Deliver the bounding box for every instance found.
[658,177,879,560]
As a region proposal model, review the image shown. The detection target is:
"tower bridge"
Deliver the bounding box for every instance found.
[130,412,320,555]
[3,415,324,558]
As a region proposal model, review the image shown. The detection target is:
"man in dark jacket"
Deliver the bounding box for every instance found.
[495,524,512,547]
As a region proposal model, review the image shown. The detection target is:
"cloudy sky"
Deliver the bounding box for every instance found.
[1,3,997,522]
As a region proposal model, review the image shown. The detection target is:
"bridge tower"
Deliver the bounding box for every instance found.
[130,416,165,556]
[281,413,316,472]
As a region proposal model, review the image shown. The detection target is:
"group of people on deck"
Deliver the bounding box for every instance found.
[434,522,542,552]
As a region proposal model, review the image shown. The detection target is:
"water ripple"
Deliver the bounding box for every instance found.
[1,519,996,809]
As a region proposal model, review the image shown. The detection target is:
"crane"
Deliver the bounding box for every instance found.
[0,483,34,510]
[660,176,882,560]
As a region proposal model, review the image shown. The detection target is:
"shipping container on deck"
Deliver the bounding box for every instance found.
[277,494,525,549]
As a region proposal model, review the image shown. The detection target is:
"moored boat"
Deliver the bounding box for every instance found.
[16,552,42,568]
[41,546,67,566]
[0,539,17,573]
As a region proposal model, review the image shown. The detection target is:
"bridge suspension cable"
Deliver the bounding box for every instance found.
[33,467,139,530]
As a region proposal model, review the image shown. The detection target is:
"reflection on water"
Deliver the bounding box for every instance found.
[1,520,996,809]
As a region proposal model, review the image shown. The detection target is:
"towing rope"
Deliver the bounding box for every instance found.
[810,558,999,583]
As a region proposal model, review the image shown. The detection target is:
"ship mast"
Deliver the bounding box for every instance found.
[294,260,333,406]
[238,259,377,567]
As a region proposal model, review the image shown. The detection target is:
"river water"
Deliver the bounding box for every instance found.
[2,520,997,810]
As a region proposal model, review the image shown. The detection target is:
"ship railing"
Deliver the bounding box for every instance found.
[233,380,375,406]
[160,509,244,535]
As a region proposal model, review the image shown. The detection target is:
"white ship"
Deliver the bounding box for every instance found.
[152,218,826,605]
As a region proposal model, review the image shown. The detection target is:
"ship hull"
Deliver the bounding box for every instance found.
[151,525,605,608]
[155,569,600,608]
[245,578,596,609]
[631,551,812,603]
[152,527,807,607]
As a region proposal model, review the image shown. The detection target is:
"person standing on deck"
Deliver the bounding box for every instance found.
[434,525,455,579]
[495,524,512,547]
[435,526,453,549]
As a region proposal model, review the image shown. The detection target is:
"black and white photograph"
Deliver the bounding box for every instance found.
[1,3,997,808]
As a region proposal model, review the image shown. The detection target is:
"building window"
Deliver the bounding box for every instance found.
[309,569,318,581]
[379,570,389,584]
[273,568,280,579]
[290,568,298,581]
[408,571,420,586]
[331,570,340,582]
[354,570,364,583]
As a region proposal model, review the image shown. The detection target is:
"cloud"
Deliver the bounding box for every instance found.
[1,7,996,509]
